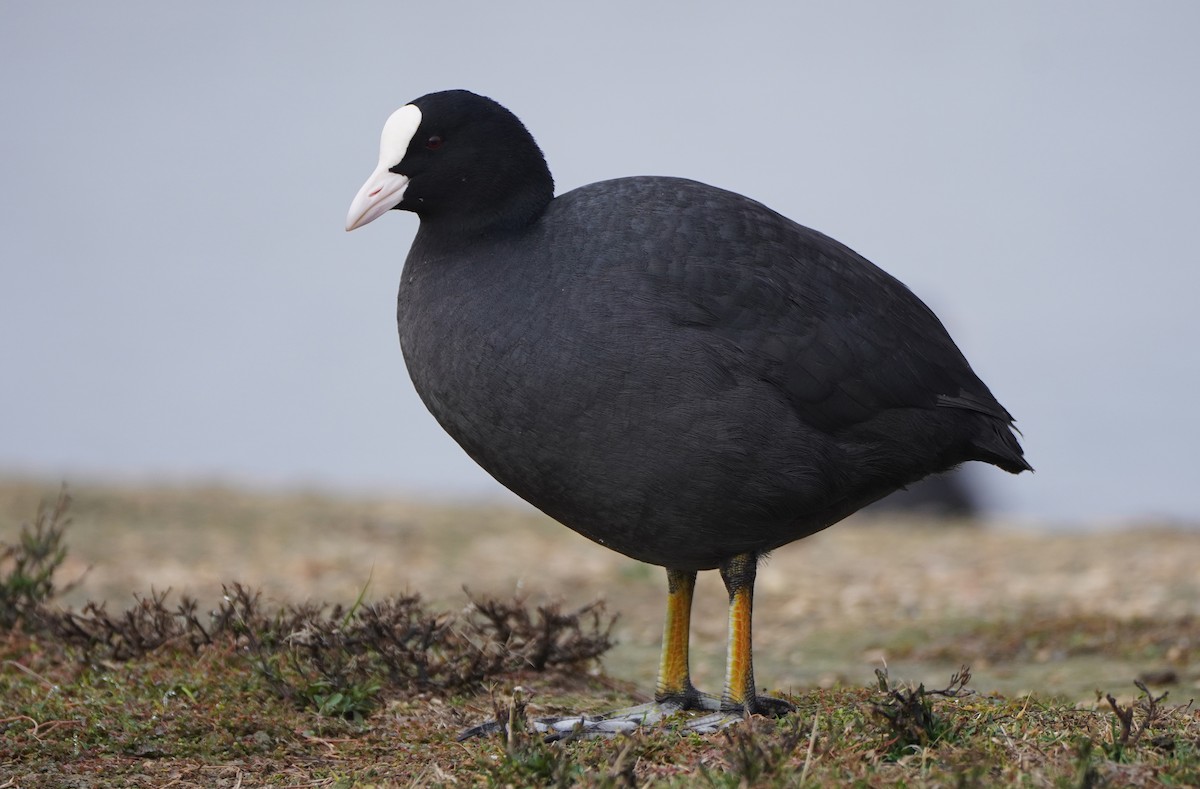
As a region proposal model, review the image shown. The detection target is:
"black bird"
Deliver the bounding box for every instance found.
[346,90,1030,735]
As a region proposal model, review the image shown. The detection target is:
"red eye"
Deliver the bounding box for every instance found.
[426,135,444,151]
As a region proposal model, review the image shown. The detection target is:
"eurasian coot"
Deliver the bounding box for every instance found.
[346,89,1030,735]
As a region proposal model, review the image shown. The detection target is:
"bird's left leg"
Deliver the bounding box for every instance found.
[685,552,795,733]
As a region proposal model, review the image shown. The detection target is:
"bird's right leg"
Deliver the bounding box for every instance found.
[655,567,721,711]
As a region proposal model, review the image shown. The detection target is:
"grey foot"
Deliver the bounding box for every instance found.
[685,694,796,734]
[458,698,733,741]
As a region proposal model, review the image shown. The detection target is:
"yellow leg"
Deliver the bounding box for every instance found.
[656,568,697,701]
[719,553,793,716]
[719,553,758,709]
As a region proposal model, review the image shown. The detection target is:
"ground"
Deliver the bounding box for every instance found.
[1,479,1198,786]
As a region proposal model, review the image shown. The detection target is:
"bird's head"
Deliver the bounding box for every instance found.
[345,90,554,235]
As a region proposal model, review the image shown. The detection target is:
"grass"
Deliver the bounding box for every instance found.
[0,488,76,629]
[1,483,1199,786]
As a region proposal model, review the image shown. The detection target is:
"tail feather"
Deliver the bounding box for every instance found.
[972,417,1032,474]
[936,390,1031,474]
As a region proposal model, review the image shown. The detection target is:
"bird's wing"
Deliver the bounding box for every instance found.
[640,186,1012,434]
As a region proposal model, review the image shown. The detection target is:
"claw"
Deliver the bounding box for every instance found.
[459,700,685,742]
[683,711,746,734]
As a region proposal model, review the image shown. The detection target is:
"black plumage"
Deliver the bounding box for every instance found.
[347,89,1029,726]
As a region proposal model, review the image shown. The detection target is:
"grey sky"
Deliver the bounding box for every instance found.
[2,3,1197,524]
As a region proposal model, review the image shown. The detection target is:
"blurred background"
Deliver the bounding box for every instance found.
[2,2,1198,526]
